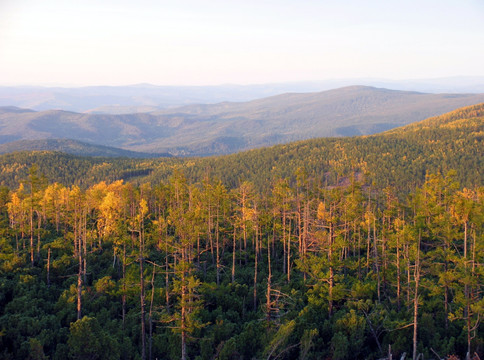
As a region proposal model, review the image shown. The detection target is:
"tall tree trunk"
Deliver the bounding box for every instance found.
[282,209,286,275]
[181,248,188,360]
[47,247,51,288]
[232,224,236,283]
[140,230,146,360]
[122,242,126,326]
[149,265,156,360]
[464,221,471,356]
[165,239,170,311]
[77,227,82,320]
[328,220,334,318]
[266,231,272,323]
[287,218,291,282]
[253,223,258,311]
[36,213,41,261]
[75,200,82,320]
[396,232,401,311]
[30,204,34,266]
[412,235,421,360]
[216,210,220,286]
[83,209,87,283]
[374,218,380,303]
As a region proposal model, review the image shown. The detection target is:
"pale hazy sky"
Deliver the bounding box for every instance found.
[1,0,483,86]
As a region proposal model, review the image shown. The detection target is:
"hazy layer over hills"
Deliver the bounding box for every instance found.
[2,77,484,113]
[1,86,484,156]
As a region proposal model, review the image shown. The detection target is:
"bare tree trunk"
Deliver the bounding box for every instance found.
[232,224,236,283]
[287,218,291,282]
[374,218,380,303]
[122,242,126,326]
[77,229,82,320]
[76,203,82,320]
[181,248,188,360]
[412,235,421,360]
[47,247,51,288]
[282,209,286,275]
[266,231,272,322]
[216,210,220,286]
[329,221,334,318]
[165,250,170,313]
[30,205,34,266]
[149,265,155,360]
[140,230,146,360]
[396,232,401,311]
[253,223,258,311]
[36,213,41,260]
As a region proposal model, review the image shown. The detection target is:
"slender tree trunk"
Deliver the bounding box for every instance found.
[253,223,258,311]
[328,220,334,318]
[232,224,236,283]
[36,214,41,260]
[266,233,272,323]
[287,218,291,282]
[47,247,51,288]
[406,244,411,308]
[77,229,82,320]
[149,265,155,360]
[163,221,170,312]
[76,202,82,320]
[30,205,34,266]
[463,221,472,356]
[357,228,361,280]
[366,216,371,273]
[181,247,188,360]
[122,242,126,326]
[396,232,401,311]
[82,210,87,283]
[140,235,146,360]
[412,235,421,360]
[282,210,286,275]
[216,211,220,286]
[374,218,380,303]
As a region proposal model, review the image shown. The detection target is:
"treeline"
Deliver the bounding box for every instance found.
[0,167,482,360]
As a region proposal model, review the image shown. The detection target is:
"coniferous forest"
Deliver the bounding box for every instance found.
[0,105,483,360]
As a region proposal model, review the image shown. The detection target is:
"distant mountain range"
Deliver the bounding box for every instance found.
[1,85,484,156]
[1,77,484,114]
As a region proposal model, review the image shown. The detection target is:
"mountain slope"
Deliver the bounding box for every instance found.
[1,103,482,192]
[1,86,484,156]
[0,139,171,158]
[175,102,483,190]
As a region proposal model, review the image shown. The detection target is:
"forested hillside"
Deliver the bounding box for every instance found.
[1,87,484,156]
[0,103,482,192]
[0,103,482,359]
[0,139,171,158]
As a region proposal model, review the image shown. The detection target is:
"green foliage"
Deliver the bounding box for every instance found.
[0,105,483,359]
[67,316,119,360]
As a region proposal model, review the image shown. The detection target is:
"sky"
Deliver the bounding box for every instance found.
[0,0,483,86]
